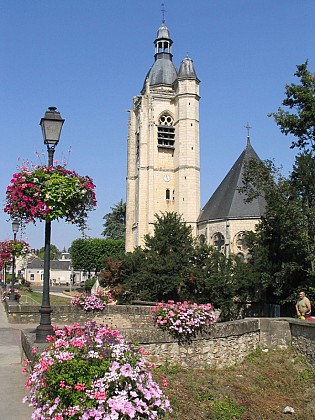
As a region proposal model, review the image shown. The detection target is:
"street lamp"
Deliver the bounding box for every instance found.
[9,219,19,302]
[36,107,64,343]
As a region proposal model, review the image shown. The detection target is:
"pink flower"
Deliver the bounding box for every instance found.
[74,383,86,391]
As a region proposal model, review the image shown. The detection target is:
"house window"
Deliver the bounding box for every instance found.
[30,274,35,281]
[157,114,175,149]
[166,189,170,200]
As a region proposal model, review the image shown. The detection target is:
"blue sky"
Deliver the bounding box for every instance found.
[1,0,314,250]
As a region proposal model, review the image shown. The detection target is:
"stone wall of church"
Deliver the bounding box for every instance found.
[198,218,261,257]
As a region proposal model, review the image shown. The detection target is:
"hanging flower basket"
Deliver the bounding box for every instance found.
[4,165,96,229]
[0,239,30,270]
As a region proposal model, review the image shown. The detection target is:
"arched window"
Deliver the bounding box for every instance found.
[235,231,248,252]
[212,232,225,252]
[166,189,170,200]
[157,113,175,149]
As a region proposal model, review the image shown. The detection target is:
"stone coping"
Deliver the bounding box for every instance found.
[21,318,260,360]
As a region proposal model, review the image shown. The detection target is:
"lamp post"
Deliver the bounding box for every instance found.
[35,107,64,343]
[9,219,20,302]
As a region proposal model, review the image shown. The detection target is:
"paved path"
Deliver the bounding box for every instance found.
[0,303,35,419]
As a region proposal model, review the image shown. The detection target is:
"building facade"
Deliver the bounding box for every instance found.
[126,21,200,251]
[25,252,88,287]
[126,21,265,257]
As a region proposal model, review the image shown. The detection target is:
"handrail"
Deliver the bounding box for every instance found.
[19,294,39,305]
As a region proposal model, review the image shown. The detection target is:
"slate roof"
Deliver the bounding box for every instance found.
[178,57,198,80]
[145,54,178,87]
[27,257,71,270]
[198,140,265,222]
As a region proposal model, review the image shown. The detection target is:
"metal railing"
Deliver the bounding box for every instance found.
[19,294,39,305]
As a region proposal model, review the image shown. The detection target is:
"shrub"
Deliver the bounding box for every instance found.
[85,277,96,292]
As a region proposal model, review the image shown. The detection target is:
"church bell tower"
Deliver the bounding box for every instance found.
[125,21,200,251]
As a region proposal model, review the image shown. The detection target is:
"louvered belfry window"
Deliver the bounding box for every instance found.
[157,114,175,149]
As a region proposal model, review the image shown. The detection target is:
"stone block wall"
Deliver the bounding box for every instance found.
[290,321,315,365]
[123,327,260,368]
[11,300,315,368]
[5,301,154,329]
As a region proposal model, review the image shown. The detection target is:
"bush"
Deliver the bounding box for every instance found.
[84,277,96,292]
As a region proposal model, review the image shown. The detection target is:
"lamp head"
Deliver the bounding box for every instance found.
[12,219,19,234]
[40,106,64,147]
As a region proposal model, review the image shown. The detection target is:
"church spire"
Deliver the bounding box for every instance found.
[154,18,173,58]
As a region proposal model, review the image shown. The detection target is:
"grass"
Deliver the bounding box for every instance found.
[19,290,72,305]
[153,347,315,419]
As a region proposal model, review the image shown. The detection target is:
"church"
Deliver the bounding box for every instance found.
[125,20,265,260]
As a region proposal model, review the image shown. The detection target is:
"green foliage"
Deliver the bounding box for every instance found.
[241,154,315,305]
[35,244,61,260]
[122,212,195,302]
[299,367,315,382]
[109,212,260,319]
[244,347,263,363]
[84,278,97,292]
[212,397,245,419]
[70,238,125,276]
[102,199,126,240]
[269,61,315,152]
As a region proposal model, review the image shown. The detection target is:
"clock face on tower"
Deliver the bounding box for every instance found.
[163,174,170,182]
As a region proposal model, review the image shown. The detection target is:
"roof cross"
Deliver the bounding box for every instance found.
[245,122,252,145]
[245,122,252,138]
[161,3,166,23]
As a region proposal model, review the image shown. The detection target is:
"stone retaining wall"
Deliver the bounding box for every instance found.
[122,320,260,368]
[5,302,153,329]
[290,321,315,365]
[10,301,315,368]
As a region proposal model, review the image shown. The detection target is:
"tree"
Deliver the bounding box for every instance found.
[107,212,259,320]
[241,155,314,305]
[102,200,126,240]
[70,238,125,277]
[35,244,60,260]
[269,61,315,152]
[123,212,195,302]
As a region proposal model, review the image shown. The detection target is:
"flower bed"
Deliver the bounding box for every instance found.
[5,165,96,229]
[152,300,217,340]
[71,291,114,312]
[23,322,172,419]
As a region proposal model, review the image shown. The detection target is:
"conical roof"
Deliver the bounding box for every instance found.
[198,140,265,222]
[178,56,198,80]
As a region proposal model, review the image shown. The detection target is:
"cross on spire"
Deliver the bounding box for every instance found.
[161,3,166,23]
[245,122,252,145]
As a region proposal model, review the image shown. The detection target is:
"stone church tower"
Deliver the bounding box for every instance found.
[125,21,200,251]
